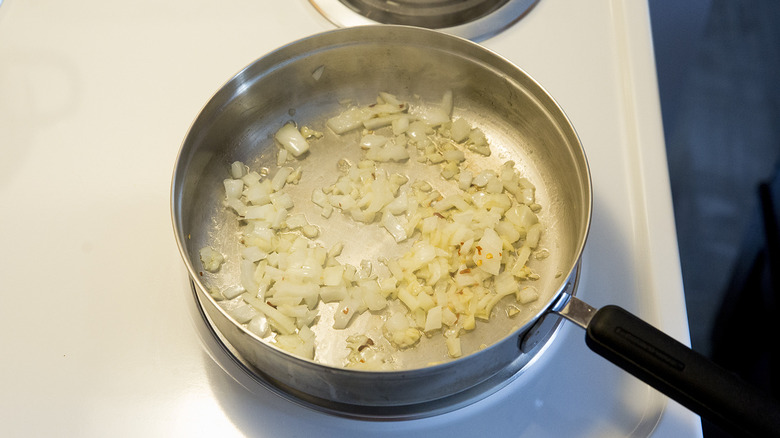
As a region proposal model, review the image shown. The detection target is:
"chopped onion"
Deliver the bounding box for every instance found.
[333,296,361,329]
[222,284,246,300]
[424,306,443,332]
[271,167,294,191]
[379,91,403,106]
[525,223,542,249]
[360,133,388,149]
[227,303,257,324]
[277,148,288,166]
[382,211,408,243]
[247,314,270,337]
[230,161,247,179]
[392,115,410,135]
[445,334,462,358]
[327,107,371,134]
[207,90,548,366]
[241,246,268,263]
[518,286,539,304]
[449,118,471,143]
[473,228,502,275]
[274,123,310,157]
[199,247,224,272]
[364,114,404,131]
[223,179,244,199]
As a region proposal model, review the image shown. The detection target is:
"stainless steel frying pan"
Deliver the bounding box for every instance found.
[171,25,780,436]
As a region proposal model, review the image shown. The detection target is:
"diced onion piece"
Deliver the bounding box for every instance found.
[227,303,257,324]
[392,115,410,135]
[416,289,436,311]
[199,246,224,272]
[270,192,294,210]
[494,272,519,296]
[222,284,245,300]
[359,279,387,311]
[360,134,388,149]
[327,107,370,134]
[333,296,362,329]
[277,148,288,166]
[240,259,260,295]
[242,171,262,187]
[443,149,465,163]
[365,141,410,162]
[364,114,404,131]
[495,220,521,244]
[311,188,328,208]
[445,335,462,358]
[385,312,421,349]
[287,167,302,184]
[321,265,344,286]
[486,178,504,194]
[382,211,408,243]
[406,120,433,143]
[302,224,320,238]
[275,330,315,359]
[423,306,442,333]
[379,92,403,106]
[241,246,268,262]
[397,287,420,311]
[367,103,407,116]
[472,170,496,188]
[420,107,450,126]
[384,191,408,215]
[244,180,272,205]
[223,179,244,199]
[450,118,471,143]
[300,126,323,139]
[511,246,532,276]
[454,268,479,287]
[320,285,348,303]
[518,286,539,304]
[441,307,458,327]
[433,194,470,212]
[230,161,247,179]
[399,241,437,272]
[247,314,270,337]
[274,123,310,157]
[242,293,297,335]
[473,228,502,275]
[225,197,247,216]
[506,203,538,229]
[390,327,421,349]
[525,223,542,249]
[271,167,294,191]
[244,204,275,220]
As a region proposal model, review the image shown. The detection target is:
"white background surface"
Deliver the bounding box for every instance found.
[0,0,701,436]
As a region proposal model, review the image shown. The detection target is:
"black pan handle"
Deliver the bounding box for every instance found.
[557,297,780,437]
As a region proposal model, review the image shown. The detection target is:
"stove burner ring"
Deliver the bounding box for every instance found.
[310,0,539,41]
[339,0,509,28]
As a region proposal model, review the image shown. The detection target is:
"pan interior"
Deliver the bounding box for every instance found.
[173,27,590,371]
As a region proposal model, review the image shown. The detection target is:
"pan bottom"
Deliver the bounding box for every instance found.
[188,279,566,420]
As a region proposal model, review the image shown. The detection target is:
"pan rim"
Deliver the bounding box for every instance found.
[171,24,592,380]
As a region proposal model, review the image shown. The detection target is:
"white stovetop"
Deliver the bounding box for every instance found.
[0,0,701,436]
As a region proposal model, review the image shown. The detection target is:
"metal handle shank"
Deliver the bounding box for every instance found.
[586,305,780,437]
